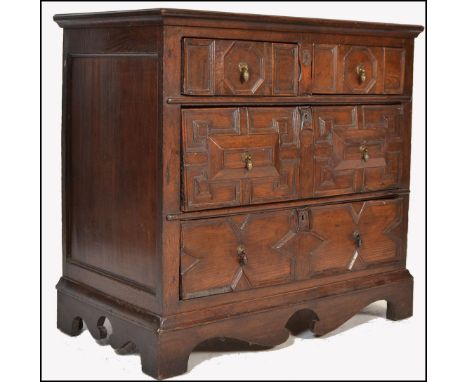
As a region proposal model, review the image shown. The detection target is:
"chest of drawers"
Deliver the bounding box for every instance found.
[54,8,423,379]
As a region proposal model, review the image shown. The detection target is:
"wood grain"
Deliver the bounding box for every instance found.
[183,38,299,96]
[57,269,413,379]
[180,197,405,299]
[54,8,424,38]
[54,8,422,379]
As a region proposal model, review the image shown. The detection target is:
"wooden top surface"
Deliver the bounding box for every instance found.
[53,8,424,37]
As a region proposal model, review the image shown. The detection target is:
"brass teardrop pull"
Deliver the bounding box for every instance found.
[356,64,366,84]
[237,245,248,266]
[239,63,250,83]
[360,145,369,162]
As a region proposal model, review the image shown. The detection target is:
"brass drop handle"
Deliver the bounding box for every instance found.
[356,64,366,84]
[353,232,362,249]
[239,63,250,83]
[360,145,369,162]
[242,152,253,171]
[237,245,248,266]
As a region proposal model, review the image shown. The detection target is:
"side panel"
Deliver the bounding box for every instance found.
[67,54,159,292]
[180,197,406,300]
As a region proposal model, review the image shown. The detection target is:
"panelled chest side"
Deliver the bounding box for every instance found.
[54,8,423,380]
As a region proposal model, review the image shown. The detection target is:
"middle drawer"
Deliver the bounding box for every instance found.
[182,105,404,211]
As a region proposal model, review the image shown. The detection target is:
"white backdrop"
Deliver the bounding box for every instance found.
[41,2,426,380]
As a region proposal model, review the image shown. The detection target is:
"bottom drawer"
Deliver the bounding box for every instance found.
[180,197,407,299]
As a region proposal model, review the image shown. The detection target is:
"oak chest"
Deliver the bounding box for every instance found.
[54,8,423,379]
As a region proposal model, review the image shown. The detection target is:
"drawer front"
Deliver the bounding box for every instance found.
[312,44,406,94]
[182,105,404,210]
[183,38,299,96]
[311,105,403,197]
[180,197,406,299]
[182,107,301,211]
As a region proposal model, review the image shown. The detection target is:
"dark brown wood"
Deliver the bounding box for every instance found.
[54,7,422,380]
[182,38,299,96]
[66,53,159,292]
[167,94,412,105]
[312,44,405,94]
[181,104,407,210]
[180,197,405,299]
[310,104,404,197]
[167,189,408,221]
[182,38,405,96]
[181,106,300,211]
[57,269,413,379]
[53,8,424,38]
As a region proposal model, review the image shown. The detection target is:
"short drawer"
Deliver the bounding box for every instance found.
[180,197,406,299]
[312,44,406,94]
[183,38,299,96]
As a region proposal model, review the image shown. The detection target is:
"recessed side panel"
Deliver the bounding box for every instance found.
[67,54,159,292]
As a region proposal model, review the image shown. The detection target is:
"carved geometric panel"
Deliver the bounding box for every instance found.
[182,107,300,211]
[183,38,215,95]
[182,38,300,96]
[222,41,267,95]
[180,198,405,299]
[181,219,238,299]
[182,108,241,210]
[383,47,405,93]
[311,44,406,94]
[343,46,378,93]
[361,105,403,191]
[301,198,404,276]
[272,43,299,95]
[312,105,403,197]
